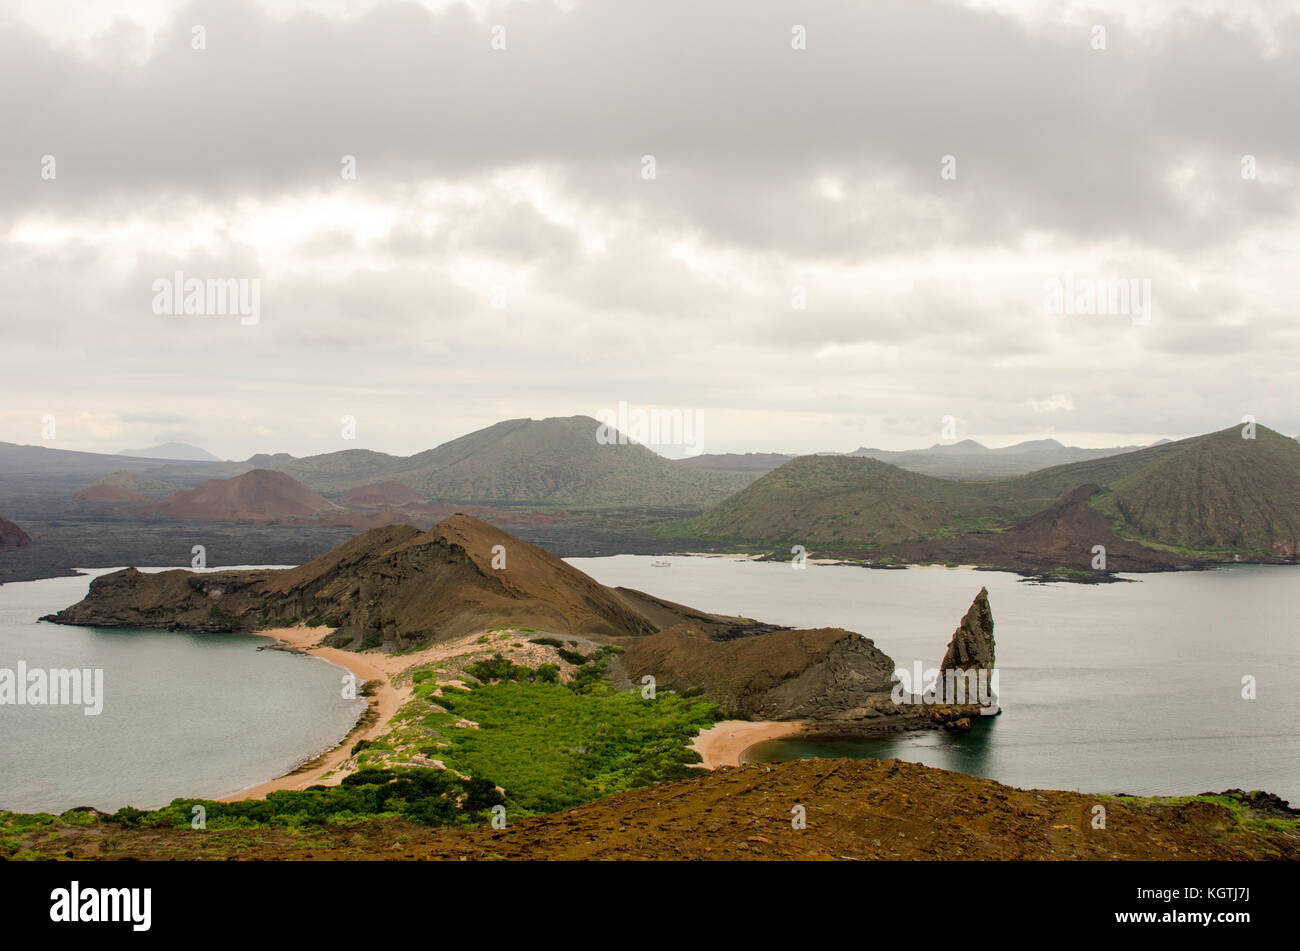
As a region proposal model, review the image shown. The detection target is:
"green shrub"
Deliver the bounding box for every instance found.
[535,663,559,684]
[98,767,502,831]
[464,653,539,684]
[426,682,718,817]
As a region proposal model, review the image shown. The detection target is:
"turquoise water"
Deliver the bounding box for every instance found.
[0,570,365,813]
[569,557,1300,801]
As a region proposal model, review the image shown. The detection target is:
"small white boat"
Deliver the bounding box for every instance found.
[651,560,671,568]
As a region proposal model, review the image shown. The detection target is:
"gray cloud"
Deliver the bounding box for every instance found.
[0,0,1297,458]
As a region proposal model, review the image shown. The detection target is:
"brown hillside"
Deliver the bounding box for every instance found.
[145,469,341,521]
[864,484,1192,574]
[341,480,426,508]
[18,759,1298,861]
[0,516,32,548]
[625,625,897,719]
[44,515,741,650]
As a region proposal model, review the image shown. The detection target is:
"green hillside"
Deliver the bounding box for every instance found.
[678,455,1039,547]
[277,417,755,509]
[1094,426,1300,557]
[278,449,405,495]
[681,424,1300,560]
[388,417,752,508]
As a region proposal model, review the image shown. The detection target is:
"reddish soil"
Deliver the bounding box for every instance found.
[17,760,1298,861]
[0,516,32,548]
[341,480,426,508]
[144,469,340,521]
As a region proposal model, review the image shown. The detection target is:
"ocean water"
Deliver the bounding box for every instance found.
[3,559,1296,814]
[568,557,1300,801]
[0,570,365,813]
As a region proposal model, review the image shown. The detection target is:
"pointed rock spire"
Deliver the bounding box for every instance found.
[940,587,995,674]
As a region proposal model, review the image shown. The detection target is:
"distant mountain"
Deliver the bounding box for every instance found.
[246,452,295,468]
[76,470,184,502]
[0,516,32,548]
[0,441,217,478]
[0,418,753,512]
[682,424,1300,568]
[277,449,406,494]
[341,480,426,508]
[683,454,1030,550]
[117,442,222,462]
[845,438,1155,479]
[1012,439,1067,452]
[144,470,341,521]
[676,452,796,473]
[677,437,1161,480]
[380,417,756,507]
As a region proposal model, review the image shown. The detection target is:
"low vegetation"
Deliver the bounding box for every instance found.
[0,639,718,852]
[380,646,717,817]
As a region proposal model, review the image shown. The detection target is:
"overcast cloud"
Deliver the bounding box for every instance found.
[2,0,1298,458]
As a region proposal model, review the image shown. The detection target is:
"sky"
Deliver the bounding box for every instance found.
[2,0,1298,460]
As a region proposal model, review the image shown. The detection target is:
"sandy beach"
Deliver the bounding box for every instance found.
[221,627,411,801]
[222,626,537,801]
[222,629,806,797]
[691,719,807,769]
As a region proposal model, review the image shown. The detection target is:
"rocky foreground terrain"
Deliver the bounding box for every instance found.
[13,759,1298,860]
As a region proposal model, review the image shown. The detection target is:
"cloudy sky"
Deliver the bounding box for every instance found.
[2,0,1298,460]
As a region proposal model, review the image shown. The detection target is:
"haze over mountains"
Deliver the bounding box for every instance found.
[679,437,1174,480]
[115,442,222,462]
[2,417,759,513]
[3,416,1299,582]
[1,416,1233,509]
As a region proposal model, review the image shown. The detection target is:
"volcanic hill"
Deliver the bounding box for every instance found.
[341,480,427,508]
[682,423,1300,572]
[0,516,32,548]
[74,469,183,503]
[44,515,737,649]
[144,469,341,521]
[278,417,756,507]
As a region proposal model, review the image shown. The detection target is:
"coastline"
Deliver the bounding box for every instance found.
[691,719,808,769]
[220,625,535,801]
[221,627,411,801]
